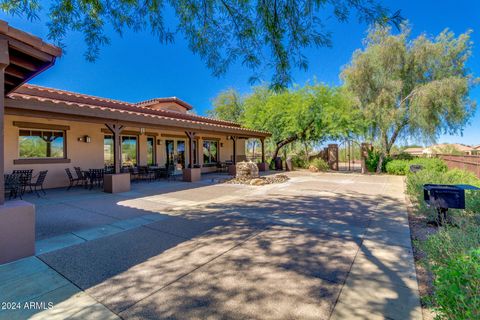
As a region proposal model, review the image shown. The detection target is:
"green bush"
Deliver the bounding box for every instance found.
[291,154,308,168]
[365,149,391,172]
[394,152,415,160]
[385,159,410,175]
[309,158,329,171]
[386,158,448,175]
[420,225,480,319]
[406,168,480,216]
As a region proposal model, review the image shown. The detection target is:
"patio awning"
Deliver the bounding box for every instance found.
[0,20,62,205]
[0,20,62,94]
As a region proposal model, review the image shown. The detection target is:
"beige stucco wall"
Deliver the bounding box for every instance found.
[4,115,247,189]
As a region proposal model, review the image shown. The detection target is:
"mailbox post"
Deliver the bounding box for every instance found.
[423,184,480,225]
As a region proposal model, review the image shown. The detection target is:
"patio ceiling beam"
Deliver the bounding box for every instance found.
[5,65,27,79]
[8,55,38,71]
[105,123,125,174]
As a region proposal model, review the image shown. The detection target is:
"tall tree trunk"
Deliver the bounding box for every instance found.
[376,132,388,173]
[270,135,298,165]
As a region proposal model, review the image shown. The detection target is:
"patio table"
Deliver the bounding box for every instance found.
[84,169,105,189]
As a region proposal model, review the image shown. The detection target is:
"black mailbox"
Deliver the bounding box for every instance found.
[274,157,283,171]
[423,184,480,225]
[410,165,424,173]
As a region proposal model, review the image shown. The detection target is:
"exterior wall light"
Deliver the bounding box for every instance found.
[140,128,146,134]
[157,139,162,145]
[78,135,91,143]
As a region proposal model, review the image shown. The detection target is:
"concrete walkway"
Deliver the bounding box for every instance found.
[0,172,421,319]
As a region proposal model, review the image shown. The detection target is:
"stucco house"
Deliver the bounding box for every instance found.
[0,21,270,191]
[6,84,270,189]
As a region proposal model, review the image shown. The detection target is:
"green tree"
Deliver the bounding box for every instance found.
[342,25,477,172]
[207,88,244,122]
[1,0,401,89]
[242,84,360,163]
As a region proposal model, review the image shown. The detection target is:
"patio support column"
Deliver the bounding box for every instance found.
[183,131,201,182]
[105,123,125,174]
[104,123,130,193]
[231,135,238,164]
[185,131,196,168]
[261,138,265,164]
[257,138,268,171]
[0,40,8,205]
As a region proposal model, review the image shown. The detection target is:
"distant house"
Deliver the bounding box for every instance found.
[403,143,477,157]
[403,147,425,156]
[472,145,480,155]
[426,143,474,155]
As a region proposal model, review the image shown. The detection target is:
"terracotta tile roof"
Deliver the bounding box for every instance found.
[9,84,270,136]
[136,97,193,110]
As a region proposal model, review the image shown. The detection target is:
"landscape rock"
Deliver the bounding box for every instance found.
[236,161,259,179]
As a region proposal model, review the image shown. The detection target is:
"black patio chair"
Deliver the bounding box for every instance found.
[128,167,142,182]
[138,166,155,182]
[166,164,182,181]
[12,169,33,195]
[4,173,22,200]
[74,167,88,187]
[26,170,48,197]
[88,169,104,189]
[65,168,82,190]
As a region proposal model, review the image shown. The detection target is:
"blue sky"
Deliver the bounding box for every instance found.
[1,1,479,146]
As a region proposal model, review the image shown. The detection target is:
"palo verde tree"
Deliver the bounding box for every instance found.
[1,0,401,89]
[342,25,477,172]
[242,84,360,163]
[206,88,244,123]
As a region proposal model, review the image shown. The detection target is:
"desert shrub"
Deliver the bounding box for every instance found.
[365,149,391,172]
[431,249,480,320]
[386,159,410,175]
[291,154,308,168]
[394,152,415,160]
[420,225,480,320]
[386,158,448,175]
[406,168,480,216]
[309,158,329,171]
[411,158,448,173]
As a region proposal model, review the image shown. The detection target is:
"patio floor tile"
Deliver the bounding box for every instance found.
[26,288,120,320]
[145,216,225,239]
[42,222,262,314]
[0,258,71,304]
[35,203,118,240]
[332,274,422,320]
[65,197,153,219]
[38,227,186,290]
[36,233,86,255]
[72,224,125,241]
[109,216,154,230]
[119,231,343,320]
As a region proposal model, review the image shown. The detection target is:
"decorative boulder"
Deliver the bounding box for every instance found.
[236,161,259,179]
[250,178,266,186]
[309,165,319,172]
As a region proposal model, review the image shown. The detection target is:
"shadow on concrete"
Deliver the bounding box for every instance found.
[35,184,420,319]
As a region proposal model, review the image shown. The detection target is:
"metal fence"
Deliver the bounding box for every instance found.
[437,154,480,178]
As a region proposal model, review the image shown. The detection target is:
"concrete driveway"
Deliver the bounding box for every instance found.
[0,172,421,319]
